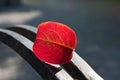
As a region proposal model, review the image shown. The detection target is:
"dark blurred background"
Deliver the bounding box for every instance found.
[0,0,120,80]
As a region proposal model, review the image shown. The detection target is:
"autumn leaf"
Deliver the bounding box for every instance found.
[33,21,77,64]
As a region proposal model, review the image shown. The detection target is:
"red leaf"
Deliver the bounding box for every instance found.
[33,21,77,64]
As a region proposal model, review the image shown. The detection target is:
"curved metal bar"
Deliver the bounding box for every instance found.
[0,29,74,80]
[7,25,87,80]
[7,25,37,42]
[0,29,58,80]
[7,25,104,80]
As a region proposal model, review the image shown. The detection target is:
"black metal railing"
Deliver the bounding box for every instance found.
[0,25,103,80]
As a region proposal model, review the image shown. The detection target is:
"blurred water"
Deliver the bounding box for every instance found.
[0,0,120,80]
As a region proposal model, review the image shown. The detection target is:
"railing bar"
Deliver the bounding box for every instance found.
[0,29,58,80]
[0,29,74,80]
[7,26,87,80]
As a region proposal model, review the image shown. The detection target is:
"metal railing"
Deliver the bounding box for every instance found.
[0,25,104,80]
